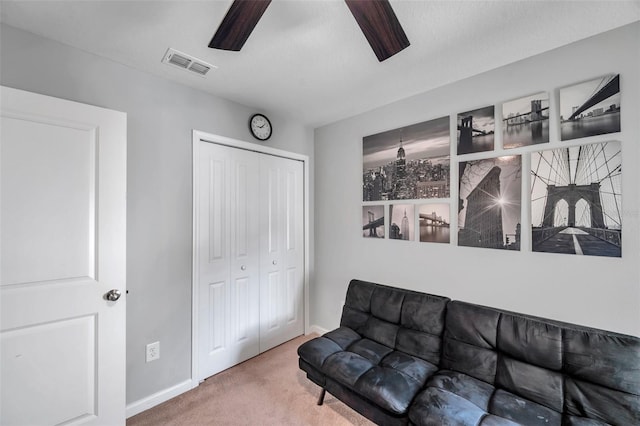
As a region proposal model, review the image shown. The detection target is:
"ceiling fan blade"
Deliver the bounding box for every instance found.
[209,0,272,51]
[344,0,410,62]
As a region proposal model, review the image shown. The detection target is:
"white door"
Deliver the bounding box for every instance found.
[259,154,304,352]
[196,141,260,380]
[195,141,304,380]
[0,86,127,425]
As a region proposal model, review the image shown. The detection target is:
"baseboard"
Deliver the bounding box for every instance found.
[126,378,197,418]
[308,325,329,335]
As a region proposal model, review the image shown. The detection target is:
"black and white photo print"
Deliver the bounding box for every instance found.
[560,74,620,141]
[531,141,621,257]
[363,117,450,201]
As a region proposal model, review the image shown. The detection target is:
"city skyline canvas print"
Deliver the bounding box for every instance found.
[363,116,450,201]
[560,74,620,141]
[362,205,385,238]
[531,141,621,257]
[389,204,414,241]
[457,105,495,155]
[458,155,522,250]
[503,92,550,149]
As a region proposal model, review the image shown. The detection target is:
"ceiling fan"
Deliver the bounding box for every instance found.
[208,0,410,62]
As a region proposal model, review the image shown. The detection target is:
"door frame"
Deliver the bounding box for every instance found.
[191,129,310,385]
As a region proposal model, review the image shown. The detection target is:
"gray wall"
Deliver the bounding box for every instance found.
[314,23,640,337]
[0,24,314,404]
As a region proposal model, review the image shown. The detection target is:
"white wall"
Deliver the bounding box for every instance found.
[314,22,640,337]
[0,24,314,406]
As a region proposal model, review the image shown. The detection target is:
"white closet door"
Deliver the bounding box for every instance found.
[259,154,305,352]
[197,142,260,380]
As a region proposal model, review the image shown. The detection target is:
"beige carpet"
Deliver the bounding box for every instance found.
[127,334,374,426]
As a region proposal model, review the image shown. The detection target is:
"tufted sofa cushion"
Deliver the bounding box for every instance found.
[298,279,450,418]
[408,300,640,426]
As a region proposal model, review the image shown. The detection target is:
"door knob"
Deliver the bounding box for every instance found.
[241,265,246,271]
[272,260,277,265]
[105,289,122,302]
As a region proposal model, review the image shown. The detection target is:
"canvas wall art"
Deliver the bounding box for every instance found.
[503,92,550,149]
[418,204,450,243]
[560,74,620,141]
[458,156,521,250]
[530,141,621,257]
[363,116,450,201]
[457,106,495,155]
[389,204,414,241]
[362,205,385,238]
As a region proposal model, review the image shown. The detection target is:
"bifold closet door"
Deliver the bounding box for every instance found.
[197,142,260,380]
[197,141,305,380]
[259,154,304,352]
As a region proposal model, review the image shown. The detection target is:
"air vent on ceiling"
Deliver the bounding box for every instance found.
[162,48,216,77]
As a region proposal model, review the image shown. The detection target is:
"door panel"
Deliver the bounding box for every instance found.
[259,155,304,352]
[208,159,226,262]
[0,86,126,425]
[285,169,297,251]
[1,316,97,425]
[208,281,226,353]
[198,142,259,380]
[285,267,298,323]
[1,118,95,285]
[266,167,279,254]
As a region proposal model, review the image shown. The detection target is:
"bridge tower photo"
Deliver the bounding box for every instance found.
[531,141,622,257]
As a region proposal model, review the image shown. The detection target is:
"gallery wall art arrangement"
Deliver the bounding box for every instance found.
[361,73,622,258]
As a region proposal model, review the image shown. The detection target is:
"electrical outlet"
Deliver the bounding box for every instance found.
[146,341,160,362]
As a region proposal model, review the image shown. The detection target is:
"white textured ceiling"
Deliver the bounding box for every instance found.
[1,0,639,127]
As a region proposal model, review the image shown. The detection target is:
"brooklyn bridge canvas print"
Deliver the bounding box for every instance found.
[458,156,522,250]
[457,105,495,155]
[418,204,450,244]
[503,92,550,149]
[531,141,622,257]
[560,74,620,141]
[362,205,385,238]
[362,116,450,201]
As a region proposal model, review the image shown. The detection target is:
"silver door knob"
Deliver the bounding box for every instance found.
[240,265,246,271]
[105,289,122,301]
[272,260,277,265]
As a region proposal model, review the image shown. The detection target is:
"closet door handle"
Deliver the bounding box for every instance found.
[240,265,246,271]
[272,260,277,265]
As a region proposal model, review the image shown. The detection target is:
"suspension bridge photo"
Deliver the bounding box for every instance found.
[560,74,621,141]
[531,141,622,257]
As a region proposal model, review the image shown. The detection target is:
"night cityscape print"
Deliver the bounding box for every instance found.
[560,74,620,141]
[503,92,550,149]
[457,106,495,155]
[458,156,522,250]
[363,116,450,201]
[531,141,621,257]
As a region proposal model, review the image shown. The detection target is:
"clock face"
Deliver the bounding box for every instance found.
[250,114,272,141]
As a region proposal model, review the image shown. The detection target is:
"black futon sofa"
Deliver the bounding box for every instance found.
[297,279,640,425]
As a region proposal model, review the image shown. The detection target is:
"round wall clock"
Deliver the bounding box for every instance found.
[249,113,272,141]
